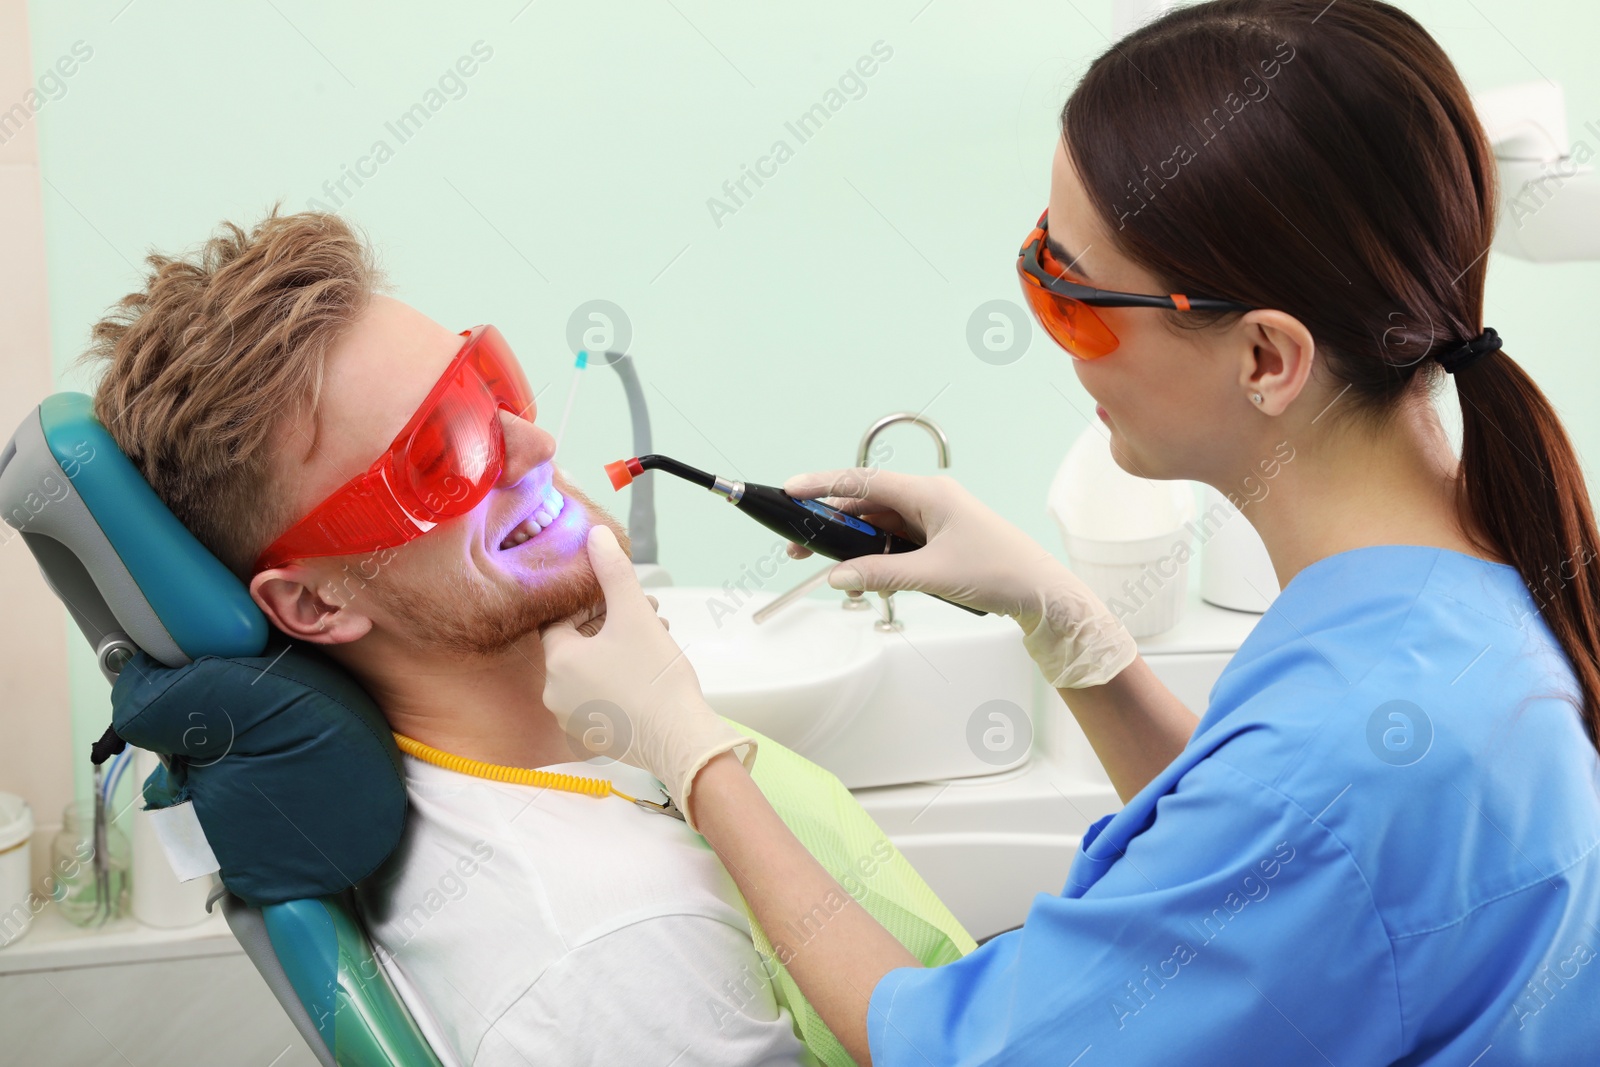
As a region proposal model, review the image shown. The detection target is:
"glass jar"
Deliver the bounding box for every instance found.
[50,799,130,926]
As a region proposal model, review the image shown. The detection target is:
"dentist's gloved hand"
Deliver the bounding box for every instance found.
[783,468,1138,690]
[540,525,755,832]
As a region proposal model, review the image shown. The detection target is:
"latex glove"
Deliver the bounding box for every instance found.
[561,593,670,638]
[783,468,1138,690]
[540,525,755,831]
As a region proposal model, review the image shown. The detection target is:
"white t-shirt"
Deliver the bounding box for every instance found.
[354,752,818,1067]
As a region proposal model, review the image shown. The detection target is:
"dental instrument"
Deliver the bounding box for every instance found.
[101,745,132,809]
[551,349,587,452]
[78,725,133,926]
[603,453,986,616]
[89,762,114,924]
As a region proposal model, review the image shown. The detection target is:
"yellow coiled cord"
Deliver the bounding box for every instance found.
[391,731,642,804]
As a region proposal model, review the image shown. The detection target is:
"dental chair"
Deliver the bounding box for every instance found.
[2,393,438,1065]
[1,392,975,1067]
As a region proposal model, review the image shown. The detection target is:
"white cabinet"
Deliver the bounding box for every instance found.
[0,907,317,1066]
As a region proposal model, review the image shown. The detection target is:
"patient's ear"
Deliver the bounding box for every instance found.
[250,566,374,645]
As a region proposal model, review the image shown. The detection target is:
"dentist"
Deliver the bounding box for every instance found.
[541,1,1600,1062]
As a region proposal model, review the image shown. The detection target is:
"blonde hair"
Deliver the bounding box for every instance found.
[82,200,391,577]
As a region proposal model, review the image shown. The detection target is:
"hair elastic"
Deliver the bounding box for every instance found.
[1436,328,1501,374]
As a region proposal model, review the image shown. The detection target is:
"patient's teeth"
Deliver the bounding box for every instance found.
[499,489,569,549]
[502,516,541,549]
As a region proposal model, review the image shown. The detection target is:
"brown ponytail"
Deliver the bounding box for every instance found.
[1061,0,1600,750]
[1454,354,1600,749]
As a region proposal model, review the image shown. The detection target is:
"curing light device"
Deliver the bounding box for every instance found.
[604,454,986,616]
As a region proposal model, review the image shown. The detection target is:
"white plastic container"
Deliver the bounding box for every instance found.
[1048,425,1198,638]
[0,792,35,948]
[1198,483,1280,612]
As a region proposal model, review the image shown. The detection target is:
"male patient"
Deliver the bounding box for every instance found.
[86,205,812,1066]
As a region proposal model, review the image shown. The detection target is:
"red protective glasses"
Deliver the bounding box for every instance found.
[253,324,535,574]
[1016,209,1253,359]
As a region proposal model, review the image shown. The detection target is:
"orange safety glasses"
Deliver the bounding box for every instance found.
[253,324,535,574]
[1016,209,1253,360]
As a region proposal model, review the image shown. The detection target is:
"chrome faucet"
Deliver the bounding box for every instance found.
[856,412,950,469]
[753,412,951,628]
[850,413,951,630]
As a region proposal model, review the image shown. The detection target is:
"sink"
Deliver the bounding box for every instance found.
[649,587,1036,789]
[647,587,884,756]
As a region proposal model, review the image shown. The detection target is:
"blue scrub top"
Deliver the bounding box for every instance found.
[868,545,1600,1065]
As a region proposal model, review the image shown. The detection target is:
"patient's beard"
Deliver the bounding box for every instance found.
[370,482,630,660]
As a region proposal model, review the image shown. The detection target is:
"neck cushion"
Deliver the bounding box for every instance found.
[111,640,407,908]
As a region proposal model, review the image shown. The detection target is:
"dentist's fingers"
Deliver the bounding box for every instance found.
[824,550,945,596]
[783,467,929,515]
[540,610,581,649]
[545,594,602,644]
[584,525,660,632]
[783,468,877,499]
[644,593,670,629]
[782,504,910,560]
[784,468,936,545]
[577,606,668,635]
[543,527,636,652]
[814,494,911,536]
[544,548,670,647]
[780,478,914,563]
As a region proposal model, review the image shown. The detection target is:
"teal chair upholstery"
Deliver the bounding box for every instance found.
[0,393,444,1067]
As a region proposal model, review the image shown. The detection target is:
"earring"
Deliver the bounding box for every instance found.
[1251,393,1263,405]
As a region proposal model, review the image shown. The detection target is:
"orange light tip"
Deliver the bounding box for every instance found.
[604,459,634,490]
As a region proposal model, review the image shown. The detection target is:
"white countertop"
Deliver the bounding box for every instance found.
[0,899,240,975]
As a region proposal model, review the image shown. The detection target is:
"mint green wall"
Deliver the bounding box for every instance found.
[28,1,1600,793]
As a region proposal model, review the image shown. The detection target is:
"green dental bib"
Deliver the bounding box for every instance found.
[729,719,976,1066]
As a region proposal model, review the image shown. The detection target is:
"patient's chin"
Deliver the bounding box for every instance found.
[373,498,629,659]
[380,563,596,659]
